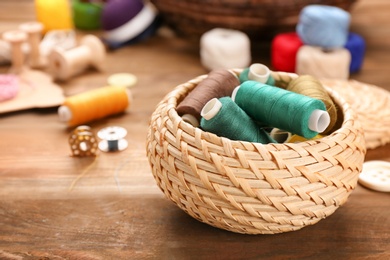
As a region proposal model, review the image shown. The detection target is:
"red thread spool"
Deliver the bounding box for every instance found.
[271,32,303,73]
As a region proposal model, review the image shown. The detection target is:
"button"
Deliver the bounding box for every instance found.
[107,73,137,88]
[358,160,390,192]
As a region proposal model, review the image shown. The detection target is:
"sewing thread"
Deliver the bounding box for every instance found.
[58,85,131,126]
[345,32,365,73]
[271,32,303,73]
[177,69,239,126]
[233,81,329,139]
[287,75,338,134]
[200,97,275,143]
[239,64,275,86]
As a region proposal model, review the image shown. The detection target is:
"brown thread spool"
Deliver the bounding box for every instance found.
[177,69,240,127]
[2,30,27,73]
[19,21,45,68]
[49,34,106,81]
[287,75,338,134]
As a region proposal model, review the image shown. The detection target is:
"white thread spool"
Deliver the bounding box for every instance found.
[2,30,27,73]
[200,28,251,71]
[19,21,45,68]
[296,45,351,80]
[248,63,271,84]
[49,34,106,81]
[40,30,77,57]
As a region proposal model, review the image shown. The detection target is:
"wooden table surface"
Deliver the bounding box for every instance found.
[1,1,390,259]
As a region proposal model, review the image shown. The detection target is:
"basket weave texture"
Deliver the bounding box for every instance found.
[146,71,366,234]
[151,0,357,39]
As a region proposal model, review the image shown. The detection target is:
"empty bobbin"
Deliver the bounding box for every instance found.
[49,34,106,81]
[69,125,98,157]
[19,21,45,68]
[97,126,128,152]
[2,30,28,73]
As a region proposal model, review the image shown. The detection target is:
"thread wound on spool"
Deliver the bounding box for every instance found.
[177,69,240,125]
[287,75,338,134]
[200,97,275,144]
[59,85,130,126]
[235,81,328,139]
[271,32,303,73]
[345,32,365,73]
[297,5,350,48]
[239,64,275,86]
[200,28,251,71]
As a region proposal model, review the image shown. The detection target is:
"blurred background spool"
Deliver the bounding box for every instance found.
[2,30,28,74]
[271,32,303,73]
[345,32,366,73]
[101,0,159,49]
[19,22,45,69]
[58,85,131,127]
[297,5,350,48]
[200,28,251,71]
[72,0,105,30]
[48,34,106,81]
[35,0,74,33]
[296,45,351,80]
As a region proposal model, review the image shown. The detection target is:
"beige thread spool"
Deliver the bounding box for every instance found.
[69,125,98,157]
[49,34,106,81]
[19,21,45,68]
[2,30,27,73]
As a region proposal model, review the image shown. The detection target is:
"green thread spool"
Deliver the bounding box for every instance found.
[200,97,276,144]
[232,81,330,139]
[72,0,104,30]
[239,64,275,86]
[287,75,338,134]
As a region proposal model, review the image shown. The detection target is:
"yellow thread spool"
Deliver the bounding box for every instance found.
[287,75,338,134]
[35,0,73,33]
[58,86,131,126]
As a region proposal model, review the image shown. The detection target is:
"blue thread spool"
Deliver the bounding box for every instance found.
[232,81,330,139]
[200,97,275,144]
[344,32,365,73]
[239,64,275,86]
[297,5,350,48]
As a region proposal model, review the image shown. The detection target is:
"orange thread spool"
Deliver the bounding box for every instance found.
[58,85,131,126]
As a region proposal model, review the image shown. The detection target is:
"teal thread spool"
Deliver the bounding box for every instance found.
[200,97,276,144]
[232,81,330,139]
[239,64,275,86]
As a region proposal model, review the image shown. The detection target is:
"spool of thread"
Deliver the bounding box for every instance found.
[296,45,351,80]
[58,85,131,126]
[177,69,240,127]
[0,75,19,102]
[287,75,338,134]
[344,32,366,73]
[232,81,330,139]
[271,32,303,73]
[19,22,45,69]
[270,128,325,143]
[287,134,324,143]
[72,0,104,30]
[200,97,276,143]
[297,5,350,48]
[2,30,27,74]
[239,64,275,86]
[48,34,106,81]
[200,28,251,71]
[101,0,159,49]
[35,0,74,33]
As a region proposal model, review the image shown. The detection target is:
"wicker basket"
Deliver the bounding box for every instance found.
[151,0,357,40]
[146,70,366,234]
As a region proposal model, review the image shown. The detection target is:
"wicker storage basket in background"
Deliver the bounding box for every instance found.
[151,0,357,39]
[146,70,366,234]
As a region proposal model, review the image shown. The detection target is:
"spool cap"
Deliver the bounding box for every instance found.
[308,109,330,133]
[201,98,222,120]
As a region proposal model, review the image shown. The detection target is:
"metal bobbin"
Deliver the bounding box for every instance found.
[97,126,128,152]
[68,125,98,157]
